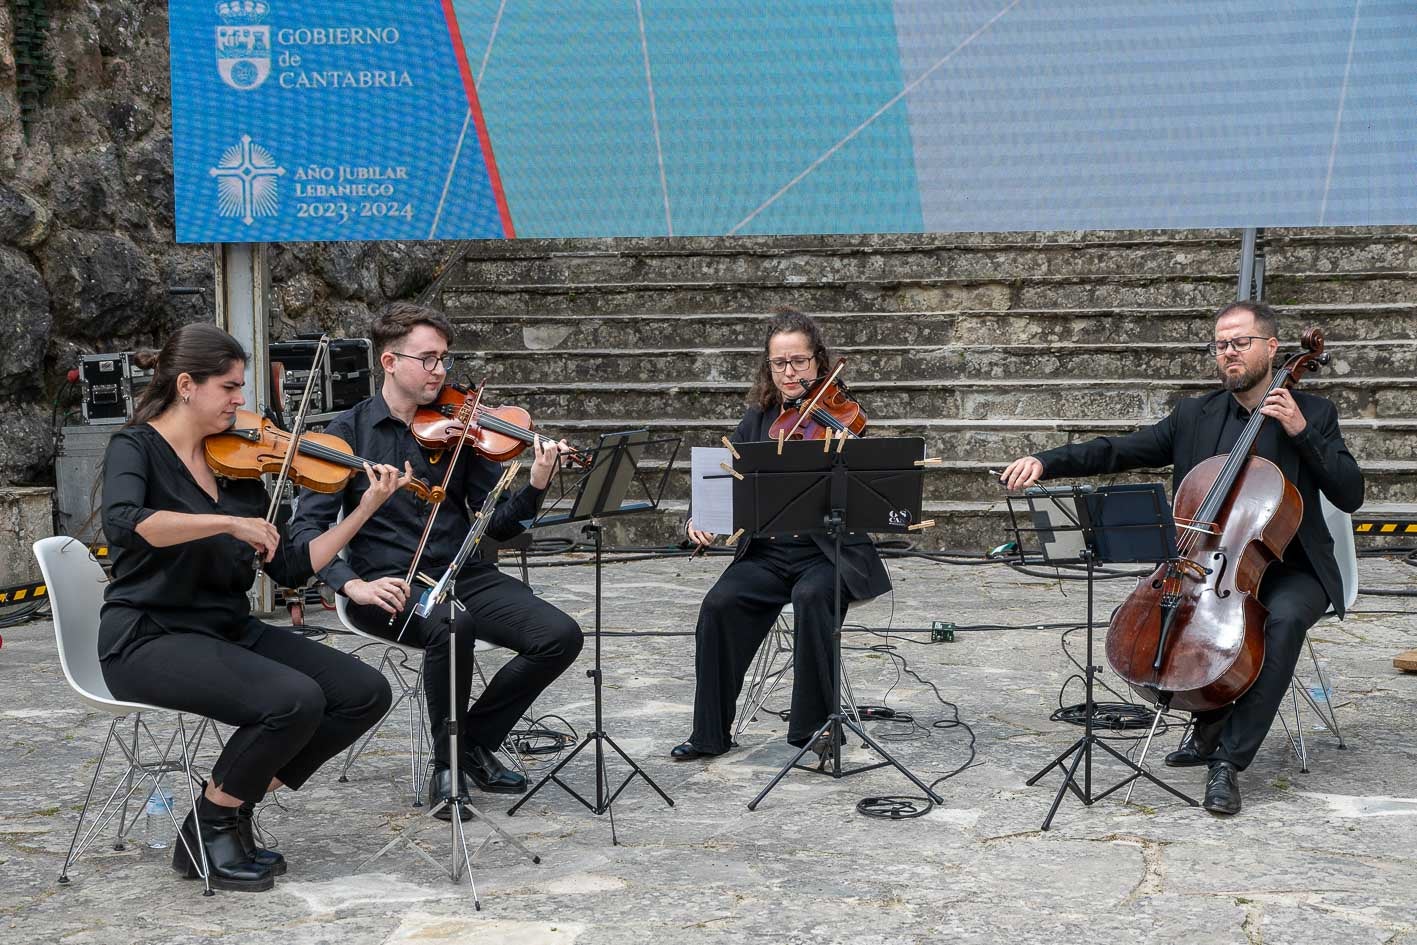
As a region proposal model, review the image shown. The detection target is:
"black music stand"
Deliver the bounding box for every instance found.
[1008,483,1199,830]
[736,436,944,810]
[507,430,679,843]
[357,494,540,908]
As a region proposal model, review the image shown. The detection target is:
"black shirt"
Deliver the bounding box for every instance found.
[288,393,546,593]
[99,424,315,661]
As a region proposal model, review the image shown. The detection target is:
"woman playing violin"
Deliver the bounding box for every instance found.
[98,323,410,892]
[673,308,891,762]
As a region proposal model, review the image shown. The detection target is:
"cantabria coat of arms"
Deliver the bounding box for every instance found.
[215,1,271,91]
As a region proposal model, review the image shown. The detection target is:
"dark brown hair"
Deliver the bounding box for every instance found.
[748,307,834,411]
[1215,300,1279,339]
[127,323,248,428]
[370,301,453,354]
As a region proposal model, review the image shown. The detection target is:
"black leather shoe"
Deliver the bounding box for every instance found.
[1203,761,1242,815]
[464,745,527,794]
[171,796,275,892]
[670,741,726,761]
[1165,717,1226,767]
[426,767,473,821]
[236,801,286,876]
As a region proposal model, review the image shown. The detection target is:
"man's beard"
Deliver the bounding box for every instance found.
[1220,359,1271,393]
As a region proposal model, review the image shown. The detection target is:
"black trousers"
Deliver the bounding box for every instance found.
[347,564,582,767]
[1195,562,1331,771]
[689,544,851,753]
[101,625,392,804]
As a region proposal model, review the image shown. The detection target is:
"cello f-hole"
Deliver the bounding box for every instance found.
[1211,551,1230,598]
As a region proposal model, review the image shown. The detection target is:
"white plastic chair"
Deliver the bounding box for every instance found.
[734,602,864,741]
[1278,495,1354,771]
[34,536,220,895]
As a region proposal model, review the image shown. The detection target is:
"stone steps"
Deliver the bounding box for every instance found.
[485,377,1417,422]
[450,303,1417,350]
[442,271,1417,317]
[456,339,1417,385]
[455,230,1417,286]
[537,416,1417,463]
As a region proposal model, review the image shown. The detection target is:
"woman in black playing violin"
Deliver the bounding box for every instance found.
[98,323,409,892]
[672,308,891,762]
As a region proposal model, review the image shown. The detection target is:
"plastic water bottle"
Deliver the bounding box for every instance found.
[143,786,175,849]
[1307,659,1336,730]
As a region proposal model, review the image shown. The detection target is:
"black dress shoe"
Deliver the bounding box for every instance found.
[237,801,286,876]
[1165,717,1226,767]
[464,745,527,795]
[171,796,275,892]
[670,741,726,761]
[1203,761,1242,815]
[426,766,473,821]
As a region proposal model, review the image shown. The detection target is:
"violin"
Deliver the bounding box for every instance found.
[1104,329,1331,712]
[767,358,867,441]
[411,383,591,467]
[205,409,437,502]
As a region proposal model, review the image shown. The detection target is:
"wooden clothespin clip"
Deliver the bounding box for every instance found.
[719,462,744,481]
[776,430,786,455]
[415,571,438,587]
[906,519,937,532]
[822,431,832,453]
[835,429,848,453]
[724,527,745,547]
[914,457,943,467]
[720,436,741,461]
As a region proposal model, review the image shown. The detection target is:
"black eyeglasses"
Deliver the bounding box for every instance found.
[767,356,815,373]
[1205,336,1272,356]
[392,352,455,373]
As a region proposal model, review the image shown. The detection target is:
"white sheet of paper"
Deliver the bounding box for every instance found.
[690,447,735,535]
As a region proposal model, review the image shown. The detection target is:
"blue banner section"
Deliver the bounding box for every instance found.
[170,0,508,243]
[170,2,1417,243]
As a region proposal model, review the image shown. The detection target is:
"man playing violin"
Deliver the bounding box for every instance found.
[673,308,891,762]
[99,323,409,891]
[290,302,582,816]
[999,301,1364,815]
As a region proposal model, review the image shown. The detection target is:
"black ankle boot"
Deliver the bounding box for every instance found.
[237,801,287,876]
[172,795,275,892]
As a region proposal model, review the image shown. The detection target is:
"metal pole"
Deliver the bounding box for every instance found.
[214,241,274,613]
[1235,228,1258,298]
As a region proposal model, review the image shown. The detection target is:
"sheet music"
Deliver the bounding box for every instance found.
[690,447,734,534]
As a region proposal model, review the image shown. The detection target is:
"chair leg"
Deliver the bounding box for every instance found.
[176,715,213,896]
[59,718,122,884]
[1304,639,1346,749]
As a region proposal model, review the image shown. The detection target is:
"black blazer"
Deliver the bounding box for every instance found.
[1033,389,1364,616]
[699,406,892,603]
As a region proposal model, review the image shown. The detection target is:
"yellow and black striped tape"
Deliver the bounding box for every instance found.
[0,581,46,605]
[1354,519,1417,536]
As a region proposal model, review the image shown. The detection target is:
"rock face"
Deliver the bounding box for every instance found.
[0,3,440,489]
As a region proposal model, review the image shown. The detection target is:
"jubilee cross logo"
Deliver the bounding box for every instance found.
[210,135,286,224]
[215,1,272,91]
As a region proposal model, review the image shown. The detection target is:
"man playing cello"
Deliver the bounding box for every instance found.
[999,301,1363,815]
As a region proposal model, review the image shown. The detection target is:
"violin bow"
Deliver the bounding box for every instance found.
[783,358,848,440]
[255,334,329,573]
[390,382,486,625]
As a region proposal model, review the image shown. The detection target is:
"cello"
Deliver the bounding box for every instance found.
[1104,329,1330,713]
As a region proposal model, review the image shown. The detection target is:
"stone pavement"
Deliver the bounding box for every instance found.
[2,551,1415,945]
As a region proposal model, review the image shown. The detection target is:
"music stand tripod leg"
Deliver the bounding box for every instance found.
[359,579,539,895]
[748,503,941,810]
[505,520,673,838]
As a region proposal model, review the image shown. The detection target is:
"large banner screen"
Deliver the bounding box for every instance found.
[170,1,1417,242]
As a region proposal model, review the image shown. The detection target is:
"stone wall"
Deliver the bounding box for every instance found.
[0,1,444,487]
